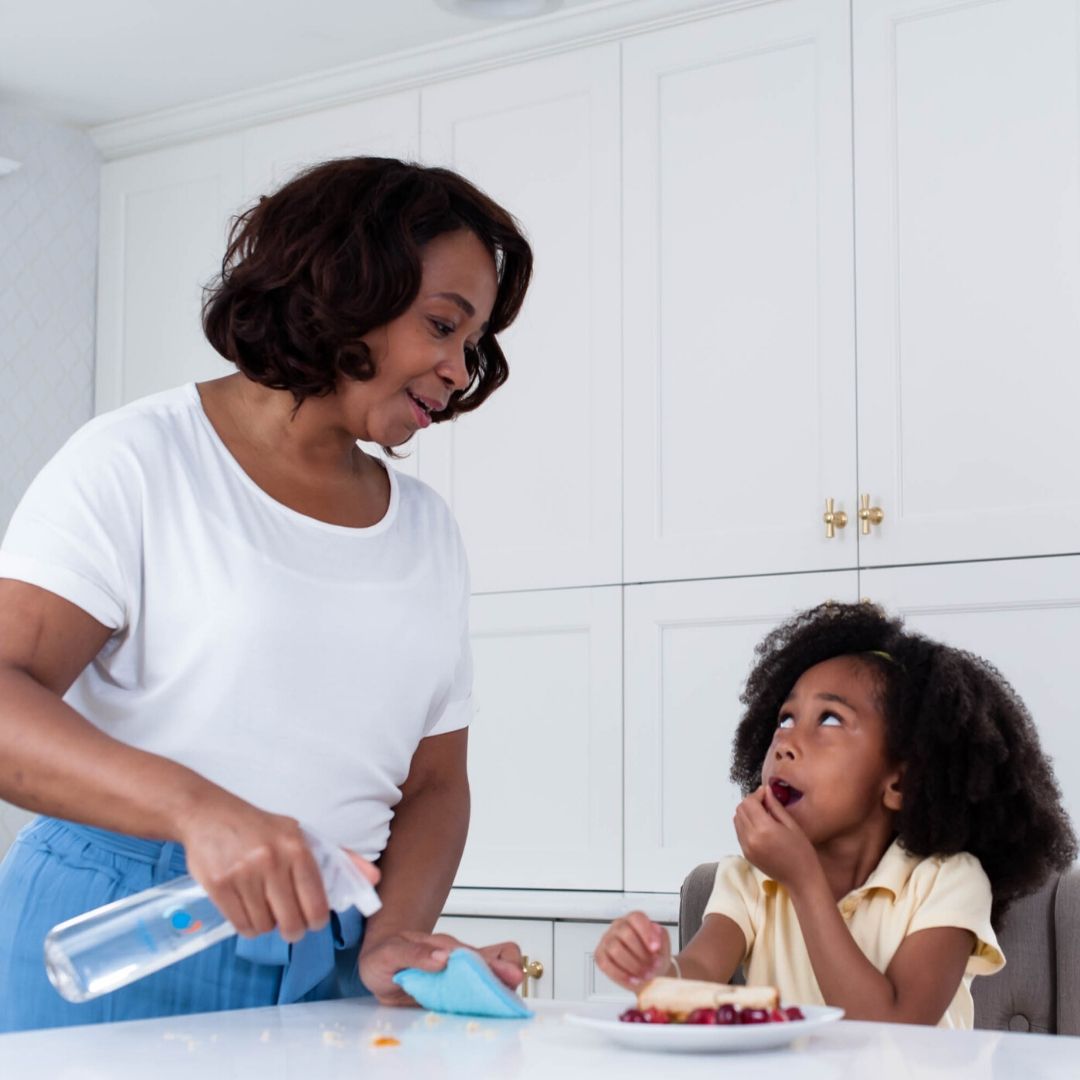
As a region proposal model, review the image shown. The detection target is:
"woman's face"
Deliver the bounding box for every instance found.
[345,228,499,448]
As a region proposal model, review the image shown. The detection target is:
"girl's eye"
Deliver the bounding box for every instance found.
[777,715,794,729]
[820,712,842,727]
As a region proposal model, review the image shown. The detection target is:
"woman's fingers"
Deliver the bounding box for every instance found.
[345,849,381,886]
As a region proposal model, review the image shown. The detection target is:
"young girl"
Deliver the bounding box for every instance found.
[596,602,1076,1028]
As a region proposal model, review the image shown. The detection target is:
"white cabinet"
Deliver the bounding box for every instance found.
[553,921,677,1004]
[455,587,622,890]
[853,0,1080,567]
[625,570,859,892]
[623,0,858,583]
[418,45,622,594]
[860,556,1080,835]
[434,915,553,1000]
[96,134,245,412]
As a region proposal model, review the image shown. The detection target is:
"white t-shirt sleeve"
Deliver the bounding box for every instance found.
[0,421,142,631]
[423,538,473,739]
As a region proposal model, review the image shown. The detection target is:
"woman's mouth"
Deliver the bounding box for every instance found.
[769,779,804,807]
[406,390,433,429]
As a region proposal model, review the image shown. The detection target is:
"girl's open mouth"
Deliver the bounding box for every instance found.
[770,779,803,807]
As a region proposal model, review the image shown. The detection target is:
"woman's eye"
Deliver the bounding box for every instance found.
[820,713,842,727]
[777,715,794,729]
[430,318,454,337]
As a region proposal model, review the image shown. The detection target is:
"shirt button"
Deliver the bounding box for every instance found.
[840,901,856,917]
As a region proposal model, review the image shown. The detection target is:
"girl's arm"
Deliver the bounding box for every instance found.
[736,786,973,1024]
[595,910,746,989]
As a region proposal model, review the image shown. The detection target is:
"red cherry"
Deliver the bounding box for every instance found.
[783,1006,805,1022]
[739,1008,771,1025]
[643,1006,670,1024]
[769,1008,787,1022]
[715,1004,738,1025]
[619,1008,645,1023]
[686,1008,718,1025]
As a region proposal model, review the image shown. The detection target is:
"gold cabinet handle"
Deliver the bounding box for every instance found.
[858,494,885,535]
[823,498,848,539]
[520,955,544,998]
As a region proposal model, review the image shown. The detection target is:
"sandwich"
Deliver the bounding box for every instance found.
[620,976,802,1025]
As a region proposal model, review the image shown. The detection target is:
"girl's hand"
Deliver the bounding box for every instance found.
[733,785,818,891]
[178,792,363,944]
[358,931,523,1005]
[594,912,671,990]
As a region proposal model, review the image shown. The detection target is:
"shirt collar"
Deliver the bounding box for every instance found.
[750,838,920,902]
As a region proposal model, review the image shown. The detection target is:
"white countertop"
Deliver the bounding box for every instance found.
[443,888,680,922]
[2,998,1076,1078]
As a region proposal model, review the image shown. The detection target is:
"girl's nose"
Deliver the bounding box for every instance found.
[773,729,798,761]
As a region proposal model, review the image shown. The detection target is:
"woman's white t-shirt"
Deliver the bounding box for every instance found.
[0,384,472,859]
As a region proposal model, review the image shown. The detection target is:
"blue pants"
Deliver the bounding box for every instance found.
[0,817,369,1032]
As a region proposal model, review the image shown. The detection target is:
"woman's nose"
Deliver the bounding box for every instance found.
[437,348,472,392]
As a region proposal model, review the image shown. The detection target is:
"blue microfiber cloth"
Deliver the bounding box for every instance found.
[392,947,533,1019]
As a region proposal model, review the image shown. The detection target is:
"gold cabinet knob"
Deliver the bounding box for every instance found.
[520,955,544,998]
[823,498,848,539]
[858,494,885,535]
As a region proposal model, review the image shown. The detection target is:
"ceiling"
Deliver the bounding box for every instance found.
[0,0,607,130]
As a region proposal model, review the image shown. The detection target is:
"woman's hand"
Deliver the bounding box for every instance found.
[733,784,818,891]
[358,931,524,1006]
[594,912,671,990]
[177,792,380,944]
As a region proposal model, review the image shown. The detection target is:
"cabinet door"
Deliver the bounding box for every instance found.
[455,587,622,890]
[854,0,1080,566]
[860,557,1080,839]
[623,0,857,582]
[418,45,622,593]
[242,93,422,475]
[435,916,553,1000]
[625,570,859,892]
[553,921,676,1004]
[96,135,245,412]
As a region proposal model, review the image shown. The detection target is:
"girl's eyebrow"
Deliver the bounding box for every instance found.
[781,690,857,712]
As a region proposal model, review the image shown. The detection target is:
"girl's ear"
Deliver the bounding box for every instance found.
[883,767,904,812]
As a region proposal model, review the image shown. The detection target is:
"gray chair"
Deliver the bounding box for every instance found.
[679,861,1080,1033]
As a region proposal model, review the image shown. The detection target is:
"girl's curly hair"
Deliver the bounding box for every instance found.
[730,602,1076,927]
[202,156,533,424]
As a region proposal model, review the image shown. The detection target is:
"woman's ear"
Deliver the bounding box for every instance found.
[883,767,904,812]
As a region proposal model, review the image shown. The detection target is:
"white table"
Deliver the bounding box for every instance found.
[1,998,1076,1078]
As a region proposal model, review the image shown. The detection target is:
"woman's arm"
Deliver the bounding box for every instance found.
[357,727,524,1003]
[0,579,342,942]
[736,785,972,1024]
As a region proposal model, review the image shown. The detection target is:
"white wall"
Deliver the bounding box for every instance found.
[0,106,99,853]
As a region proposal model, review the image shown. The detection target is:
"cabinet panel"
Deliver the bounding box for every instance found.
[96,135,246,412]
[625,570,859,892]
[435,915,553,1000]
[456,587,622,889]
[854,0,1080,565]
[860,556,1080,839]
[418,45,621,592]
[553,921,676,1004]
[623,0,857,582]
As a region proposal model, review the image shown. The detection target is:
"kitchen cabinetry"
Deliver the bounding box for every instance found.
[622,0,858,584]
[455,587,623,890]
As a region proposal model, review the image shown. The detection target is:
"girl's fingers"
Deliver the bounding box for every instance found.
[625,912,665,956]
[596,944,645,988]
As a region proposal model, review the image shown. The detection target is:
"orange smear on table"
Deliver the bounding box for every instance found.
[371,1036,401,1048]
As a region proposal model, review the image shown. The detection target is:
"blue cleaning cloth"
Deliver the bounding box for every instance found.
[392,947,533,1019]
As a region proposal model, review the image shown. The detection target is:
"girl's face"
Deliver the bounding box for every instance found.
[760,655,902,846]
[341,228,499,448]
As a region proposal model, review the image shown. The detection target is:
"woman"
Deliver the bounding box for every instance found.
[0,157,533,1030]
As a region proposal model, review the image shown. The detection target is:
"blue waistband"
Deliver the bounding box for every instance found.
[22,817,364,1005]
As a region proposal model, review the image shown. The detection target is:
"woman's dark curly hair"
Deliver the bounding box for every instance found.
[730,602,1076,927]
[202,156,532,424]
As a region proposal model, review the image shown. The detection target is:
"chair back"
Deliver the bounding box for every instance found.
[678,861,1080,1033]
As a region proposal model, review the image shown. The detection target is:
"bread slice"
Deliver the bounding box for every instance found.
[637,976,779,1015]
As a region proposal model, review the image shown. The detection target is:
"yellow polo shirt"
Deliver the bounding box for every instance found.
[703,840,1005,1028]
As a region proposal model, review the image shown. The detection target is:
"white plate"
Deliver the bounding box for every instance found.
[565,1004,844,1053]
